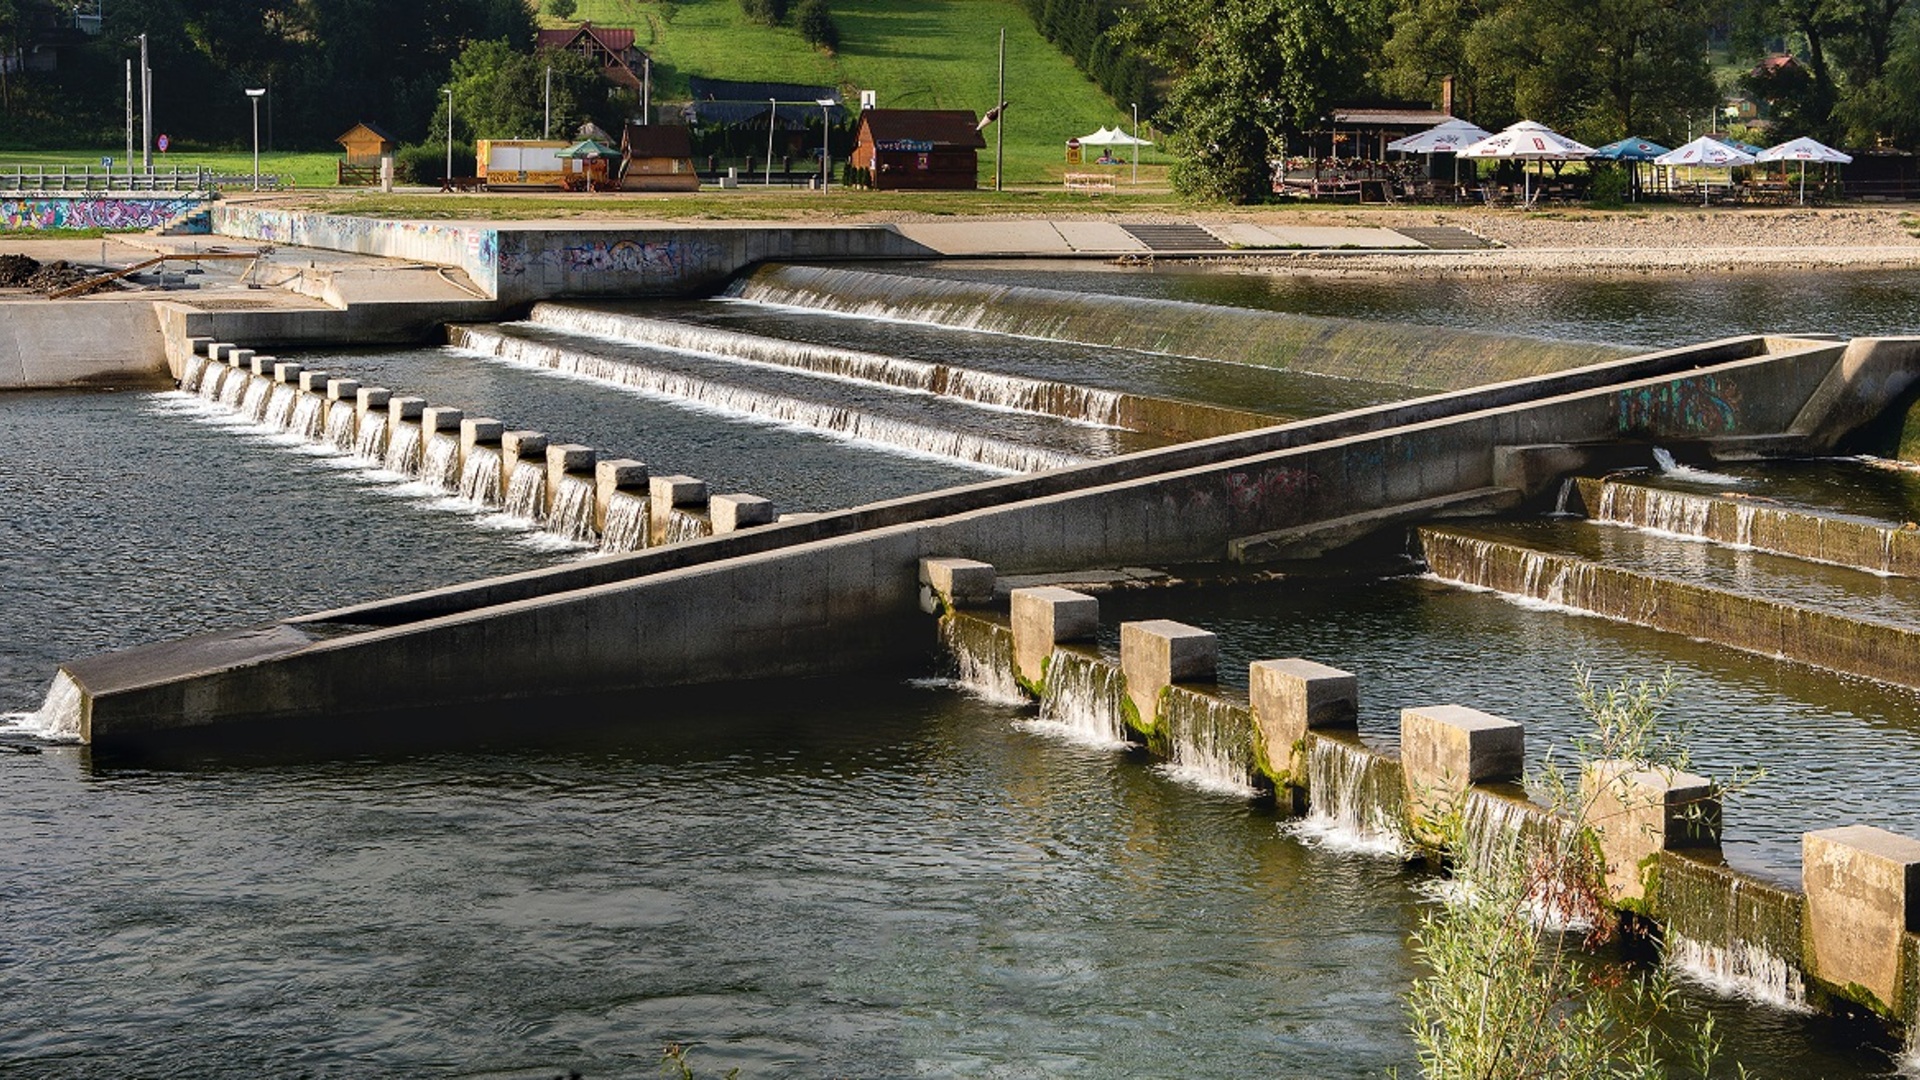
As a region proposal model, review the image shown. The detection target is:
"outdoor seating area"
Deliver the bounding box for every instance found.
[1270,117,1856,208]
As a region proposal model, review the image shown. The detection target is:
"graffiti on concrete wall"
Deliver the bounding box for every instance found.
[1225,465,1315,519]
[1615,375,1742,436]
[498,235,723,284]
[210,206,499,297]
[2,197,204,231]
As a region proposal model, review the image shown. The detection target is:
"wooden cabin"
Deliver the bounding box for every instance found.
[536,22,645,90]
[335,121,399,186]
[850,109,985,191]
[619,123,700,191]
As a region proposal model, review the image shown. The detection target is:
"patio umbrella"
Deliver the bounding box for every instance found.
[1386,118,1492,154]
[1456,120,1594,206]
[1653,136,1756,204]
[1590,136,1672,201]
[557,138,619,159]
[1756,135,1853,204]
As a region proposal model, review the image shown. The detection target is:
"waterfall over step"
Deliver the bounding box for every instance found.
[459,447,503,508]
[1,672,84,743]
[323,405,357,452]
[546,474,597,544]
[385,423,422,478]
[1157,689,1259,795]
[599,491,650,554]
[1034,649,1132,747]
[354,412,389,463]
[421,432,462,492]
[1293,736,1407,857]
[937,616,1027,706]
[289,395,326,442]
[503,460,546,522]
[449,324,1089,474]
[729,264,1634,393]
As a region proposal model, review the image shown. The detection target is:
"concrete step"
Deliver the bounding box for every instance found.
[1119,223,1230,252]
[1228,486,1521,563]
[1391,225,1493,250]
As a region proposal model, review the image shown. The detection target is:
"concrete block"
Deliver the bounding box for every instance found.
[355,387,391,426]
[711,493,775,533]
[650,474,707,508]
[271,362,303,385]
[460,418,505,452]
[326,378,360,402]
[1803,825,1920,1014]
[387,396,425,422]
[420,406,464,433]
[1120,619,1217,728]
[250,354,277,377]
[919,557,996,612]
[298,369,330,393]
[1249,658,1356,781]
[546,443,596,513]
[227,348,254,370]
[1010,586,1098,688]
[778,512,825,524]
[501,430,548,461]
[189,336,216,358]
[213,343,240,364]
[1581,760,1719,904]
[1401,704,1524,827]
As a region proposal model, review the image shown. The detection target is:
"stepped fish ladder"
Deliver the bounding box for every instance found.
[447,324,1082,474]
[523,303,1277,440]
[728,264,1636,392]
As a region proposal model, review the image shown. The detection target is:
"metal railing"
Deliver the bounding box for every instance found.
[0,164,213,192]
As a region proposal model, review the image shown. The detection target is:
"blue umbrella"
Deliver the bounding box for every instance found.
[1713,135,1766,156]
[1590,136,1671,161]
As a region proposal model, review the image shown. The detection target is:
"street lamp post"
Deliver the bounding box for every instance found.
[765,98,776,187]
[444,88,454,186]
[1131,101,1138,186]
[245,87,266,190]
[544,66,552,139]
[815,98,834,192]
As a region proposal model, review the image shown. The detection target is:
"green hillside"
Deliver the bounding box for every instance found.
[545,0,1158,183]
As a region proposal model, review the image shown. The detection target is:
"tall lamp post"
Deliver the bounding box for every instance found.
[815,98,835,192]
[245,87,266,190]
[443,88,454,185]
[1131,101,1138,186]
[765,98,777,187]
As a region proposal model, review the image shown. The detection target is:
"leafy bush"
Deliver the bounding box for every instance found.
[739,0,788,26]
[548,0,577,17]
[1588,164,1629,207]
[396,141,476,185]
[795,0,839,50]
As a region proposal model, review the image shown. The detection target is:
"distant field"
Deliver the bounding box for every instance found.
[544,0,1162,184]
[0,150,343,189]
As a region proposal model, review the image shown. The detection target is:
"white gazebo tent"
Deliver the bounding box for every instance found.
[1455,120,1594,206]
[1076,125,1154,183]
[1652,136,1757,204]
[1756,135,1852,204]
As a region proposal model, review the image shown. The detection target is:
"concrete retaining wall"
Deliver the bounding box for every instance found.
[0,302,169,388]
[3,194,205,232]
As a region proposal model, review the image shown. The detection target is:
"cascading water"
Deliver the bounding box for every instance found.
[263,384,299,430]
[598,491,650,553]
[289,394,326,442]
[1666,932,1808,1010]
[1291,736,1408,857]
[1,671,84,743]
[197,365,229,402]
[421,432,462,493]
[503,460,547,522]
[218,371,249,407]
[458,446,503,508]
[385,423,423,477]
[323,404,357,451]
[545,474,597,543]
[179,354,210,393]
[450,325,1081,474]
[526,304,1131,427]
[661,508,711,545]
[239,377,273,421]
[353,412,389,463]
[1031,650,1131,748]
[936,616,1028,706]
[1156,691,1259,795]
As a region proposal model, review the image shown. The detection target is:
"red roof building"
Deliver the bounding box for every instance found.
[536,22,645,90]
[850,109,986,191]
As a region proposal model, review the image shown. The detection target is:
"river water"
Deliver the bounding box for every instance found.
[3,262,1917,1076]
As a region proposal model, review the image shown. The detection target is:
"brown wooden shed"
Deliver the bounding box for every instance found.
[619,123,701,192]
[335,122,399,185]
[851,109,985,191]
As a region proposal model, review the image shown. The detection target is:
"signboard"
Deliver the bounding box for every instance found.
[156,134,170,152]
[1065,137,1081,165]
[876,139,934,152]
[100,156,113,168]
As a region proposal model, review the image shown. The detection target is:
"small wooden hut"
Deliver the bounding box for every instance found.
[619,123,701,191]
[335,121,399,186]
[850,109,985,191]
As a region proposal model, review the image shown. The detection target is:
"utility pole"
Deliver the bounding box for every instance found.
[544,66,551,139]
[1131,101,1138,186]
[124,59,133,180]
[765,99,776,187]
[139,33,151,172]
[995,28,1005,192]
[642,57,651,125]
[444,88,454,183]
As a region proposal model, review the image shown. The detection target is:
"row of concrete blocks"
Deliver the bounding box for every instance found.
[923,554,1920,1024]
[188,337,780,541]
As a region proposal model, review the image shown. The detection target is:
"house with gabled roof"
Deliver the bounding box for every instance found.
[850,109,985,190]
[536,21,646,90]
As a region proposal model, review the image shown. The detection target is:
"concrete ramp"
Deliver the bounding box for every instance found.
[61,332,1904,746]
[0,301,169,388]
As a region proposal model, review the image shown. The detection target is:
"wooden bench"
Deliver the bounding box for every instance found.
[1064,172,1116,193]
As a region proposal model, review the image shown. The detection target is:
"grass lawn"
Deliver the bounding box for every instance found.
[544,0,1163,184]
[0,149,344,189]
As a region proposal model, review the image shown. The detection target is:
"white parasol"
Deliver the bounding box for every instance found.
[1756,136,1852,204]
[1456,120,1594,205]
[1653,136,1757,204]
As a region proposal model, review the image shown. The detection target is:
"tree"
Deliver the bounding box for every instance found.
[794,0,837,50]
[549,0,576,18]
[434,38,607,142]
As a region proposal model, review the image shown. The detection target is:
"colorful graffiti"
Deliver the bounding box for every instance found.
[1615,375,1742,436]
[1225,465,1315,517]
[498,235,722,281]
[2,197,204,231]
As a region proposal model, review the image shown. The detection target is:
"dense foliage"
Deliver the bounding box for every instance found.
[1019,0,1158,116]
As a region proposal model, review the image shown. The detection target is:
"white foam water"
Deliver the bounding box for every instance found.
[0,672,84,743]
[1652,447,1748,487]
[1666,932,1809,1012]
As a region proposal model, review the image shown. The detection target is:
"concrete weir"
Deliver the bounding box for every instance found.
[53,331,1920,746]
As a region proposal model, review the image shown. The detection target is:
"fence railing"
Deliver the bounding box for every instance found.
[0,164,278,192]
